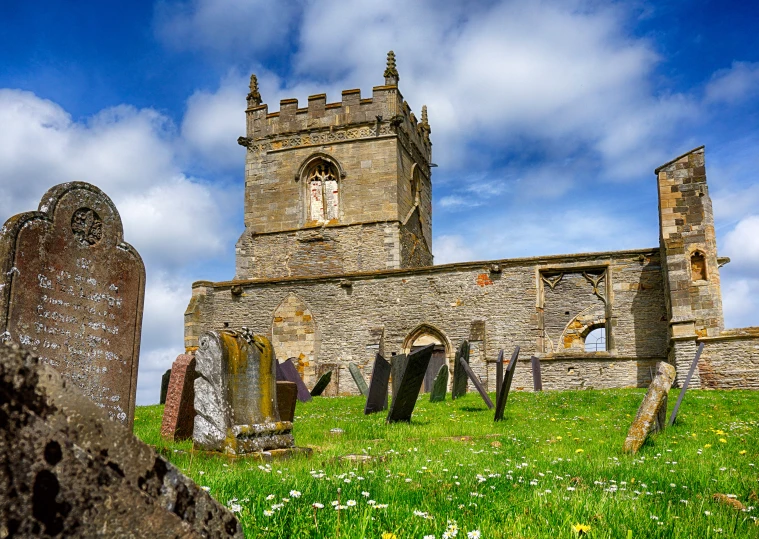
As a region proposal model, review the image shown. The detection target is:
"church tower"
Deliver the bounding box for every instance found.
[235,51,433,280]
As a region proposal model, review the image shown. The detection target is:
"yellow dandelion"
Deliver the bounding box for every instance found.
[572,523,591,535]
[630,478,635,483]
[382,533,397,539]
[740,450,747,455]
[551,418,556,422]
[719,438,727,443]
[556,436,563,441]
[575,449,584,453]
[704,444,712,448]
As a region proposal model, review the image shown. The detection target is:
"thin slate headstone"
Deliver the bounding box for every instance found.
[459,358,494,409]
[278,358,312,402]
[390,353,408,401]
[429,363,448,403]
[160,353,197,441]
[349,362,369,397]
[0,182,145,429]
[386,344,434,423]
[365,353,391,415]
[310,370,333,397]
[451,340,470,399]
[494,346,520,422]
[531,356,543,391]
[668,342,705,427]
[495,349,504,401]
[276,381,298,423]
[160,368,171,405]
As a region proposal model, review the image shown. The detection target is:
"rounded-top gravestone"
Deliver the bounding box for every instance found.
[0,182,145,429]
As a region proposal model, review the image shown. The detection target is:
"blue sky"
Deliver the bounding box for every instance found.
[1,0,758,404]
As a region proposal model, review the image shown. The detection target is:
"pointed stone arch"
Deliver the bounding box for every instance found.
[402,323,452,393]
[271,293,317,385]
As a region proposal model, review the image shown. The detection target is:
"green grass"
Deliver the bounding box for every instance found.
[135,389,759,538]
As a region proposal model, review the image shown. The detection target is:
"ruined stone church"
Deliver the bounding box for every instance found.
[184,52,759,395]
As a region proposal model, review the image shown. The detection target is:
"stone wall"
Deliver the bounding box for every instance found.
[698,328,759,389]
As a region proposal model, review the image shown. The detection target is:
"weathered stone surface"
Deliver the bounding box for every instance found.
[531,356,543,391]
[460,357,493,409]
[0,342,243,537]
[668,342,704,426]
[160,368,171,404]
[0,182,145,429]
[160,353,196,441]
[494,346,520,422]
[365,353,391,414]
[390,353,408,401]
[277,357,312,402]
[277,381,297,423]
[310,370,332,397]
[193,330,293,455]
[387,344,434,423]
[429,363,448,403]
[451,341,470,399]
[624,361,677,454]
[349,362,369,397]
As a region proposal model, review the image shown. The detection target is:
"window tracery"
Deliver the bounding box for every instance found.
[307,161,339,222]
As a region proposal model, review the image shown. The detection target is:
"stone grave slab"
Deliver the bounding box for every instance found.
[160,368,171,404]
[429,363,448,403]
[531,356,543,391]
[160,353,197,441]
[390,353,408,401]
[365,353,391,415]
[349,362,369,397]
[1,342,243,537]
[0,182,145,429]
[310,370,333,397]
[451,340,470,399]
[494,346,520,422]
[278,357,312,402]
[193,330,294,455]
[624,361,676,454]
[386,344,434,423]
[459,358,494,409]
[668,343,704,426]
[495,349,504,401]
[277,381,297,423]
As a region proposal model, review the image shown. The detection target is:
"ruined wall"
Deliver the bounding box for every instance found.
[698,328,759,389]
[187,248,668,394]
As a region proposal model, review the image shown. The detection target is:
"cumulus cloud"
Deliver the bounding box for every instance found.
[433,234,476,265]
[705,61,759,104]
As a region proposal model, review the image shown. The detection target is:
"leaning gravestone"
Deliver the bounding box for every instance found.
[668,343,705,426]
[160,353,196,441]
[451,340,470,399]
[0,182,145,429]
[390,353,408,401]
[429,363,449,403]
[193,329,294,454]
[310,370,333,397]
[624,361,677,454]
[160,368,171,404]
[276,381,298,423]
[0,342,243,537]
[349,362,370,397]
[531,356,543,391]
[459,358,494,409]
[495,349,504,401]
[387,344,434,423]
[278,357,312,402]
[365,353,391,415]
[494,346,520,422]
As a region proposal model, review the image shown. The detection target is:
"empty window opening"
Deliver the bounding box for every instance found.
[691,251,707,281]
[584,326,606,352]
[307,161,339,222]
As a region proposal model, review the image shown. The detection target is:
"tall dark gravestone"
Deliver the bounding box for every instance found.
[390,353,409,401]
[451,340,470,399]
[349,362,369,397]
[494,346,520,422]
[386,344,434,423]
[365,353,391,415]
[160,368,171,404]
[310,370,333,397]
[531,356,543,391]
[495,349,504,401]
[278,358,312,402]
[459,358,494,409]
[0,182,145,429]
[429,363,448,403]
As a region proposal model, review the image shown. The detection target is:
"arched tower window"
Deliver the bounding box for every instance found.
[306,161,339,223]
[691,251,707,281]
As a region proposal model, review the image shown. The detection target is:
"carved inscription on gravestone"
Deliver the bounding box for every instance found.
[0,182,145,429]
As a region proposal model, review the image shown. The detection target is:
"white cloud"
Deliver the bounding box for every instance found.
[723,215,759,270]
[433,234,476,265]
[705,61,759,104]
[721,277,759,330]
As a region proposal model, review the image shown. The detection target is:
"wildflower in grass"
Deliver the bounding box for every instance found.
[312,503,324,509]
[575,449,584,453]
[704,444,712,448]
[719,438,727,443]
[263,510,274,516]
[572,523,591,535]
[467,531,481,539]
[266,494,275,501]
[271,503,284,510]
[289,490,301,498]
[740,450,747,455]
[346,500,357,507]
[200,486,210,492]
[382,533,397,539]
[367,500,377,506]
[362,491,370,497]
[375,504,389,509]
[228,503,242,513]
[424,536,436,539]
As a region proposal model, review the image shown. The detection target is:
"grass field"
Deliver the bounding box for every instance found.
[135,388,759,538]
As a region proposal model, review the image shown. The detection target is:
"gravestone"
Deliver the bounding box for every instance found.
[349,362,369,397]
[531,356,543,391]
[429,363,449,403]
[160,353,197,441]
[668,343,705,426]
[193,330,293,454]
[1,342,243,537]
[310,370,332,397]
[365,353,391,414]
[160,368,171,404]
[390,353,408,400]
[451,340,470,399]
[624,361,676,454]
[494,346,520,422]
[278,357,312,402]
[276,381,297,423]
[0,182,145,429]
[495,349,504,401]
[459,358,494,409]
[386,344,434,423]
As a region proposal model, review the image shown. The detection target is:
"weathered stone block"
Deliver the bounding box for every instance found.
[623,361,677,453]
